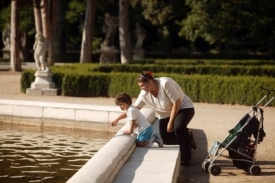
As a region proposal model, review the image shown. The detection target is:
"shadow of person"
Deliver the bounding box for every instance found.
[178,128,210,182]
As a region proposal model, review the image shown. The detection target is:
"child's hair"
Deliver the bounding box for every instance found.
[115,93,132,105]
[137,71,154,82]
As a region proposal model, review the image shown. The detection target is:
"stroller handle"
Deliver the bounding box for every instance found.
[255,87,275,112]
[249,87,274,114]
[260,86,271,96]
[254,86,269,106]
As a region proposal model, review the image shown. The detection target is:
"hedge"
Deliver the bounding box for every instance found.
[21,70,275,106]
[132,59,275,66]
[50,63,275,77]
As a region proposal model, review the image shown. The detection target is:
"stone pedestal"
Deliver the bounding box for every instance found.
[1,48,10,59]
[26,70,58,96]
[133,48,145,60]
[99,45,119,63]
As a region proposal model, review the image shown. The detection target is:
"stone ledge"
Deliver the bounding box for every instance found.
[67,123,137,183]
[26,88,58,96]
[0,99,179,183]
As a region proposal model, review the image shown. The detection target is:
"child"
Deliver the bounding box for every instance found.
[109,92,163,147]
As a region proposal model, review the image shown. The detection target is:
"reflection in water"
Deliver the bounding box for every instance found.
[0,124,114,183]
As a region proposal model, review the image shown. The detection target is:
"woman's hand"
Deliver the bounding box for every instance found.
[167,122,174,132]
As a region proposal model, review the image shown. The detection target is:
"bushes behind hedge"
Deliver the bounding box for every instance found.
[21,70,275,106]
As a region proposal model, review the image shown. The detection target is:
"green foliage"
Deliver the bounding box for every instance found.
[20,63,275,106]
[20,70,35,93]
[0,58,9,62]
[57,61,275,77]
[62,73,110,97]
[138,0,188,26]
[19,3,35,34]
[66,0,86,24]
[0,1,34,35]
[1,0,275,58]
[92,37,103,53]
[108,73,140,97]
[0,4,10,30]
[180,0,275,52]
[132,59,275,66]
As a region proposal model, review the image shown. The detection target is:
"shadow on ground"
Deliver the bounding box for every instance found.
[178,128,275,183]
[178,129,210,183]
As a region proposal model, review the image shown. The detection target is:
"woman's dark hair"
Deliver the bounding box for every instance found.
[137,71,154,82]
[115,93,132,105]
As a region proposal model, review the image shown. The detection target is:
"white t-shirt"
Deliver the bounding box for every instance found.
[127,105,151,134]
[134,77,194,119]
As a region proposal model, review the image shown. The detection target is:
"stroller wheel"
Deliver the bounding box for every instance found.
[249,165,261,175]
[208,164,221,176]
[202,160,210,172]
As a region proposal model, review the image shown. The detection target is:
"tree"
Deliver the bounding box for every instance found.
[131,0,189,55]
[40,0,55,65]
[33,0,56,66]
[119,0,132,64]
[179,0,275,53]
[33,0,42,34]
[10,0,21,71]
[80,0,96,63]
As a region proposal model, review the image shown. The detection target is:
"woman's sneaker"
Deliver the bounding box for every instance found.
[153,134,163,147]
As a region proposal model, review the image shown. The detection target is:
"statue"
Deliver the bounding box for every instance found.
[102,12,119,48]
[2,24,11,49]
[134,23,146,50]
[33,34,49,71]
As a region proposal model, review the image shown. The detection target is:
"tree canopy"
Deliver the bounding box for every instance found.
[179,0,275,53]
[1,0,274,62]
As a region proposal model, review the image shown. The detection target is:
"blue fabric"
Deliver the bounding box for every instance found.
[136,125,153,142]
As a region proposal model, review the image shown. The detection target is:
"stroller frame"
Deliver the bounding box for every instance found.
[202,88,275,176]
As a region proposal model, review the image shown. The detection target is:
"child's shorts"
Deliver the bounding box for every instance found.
[136,125,153,142]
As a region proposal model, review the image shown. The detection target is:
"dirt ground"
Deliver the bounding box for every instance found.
[0,71,275,183]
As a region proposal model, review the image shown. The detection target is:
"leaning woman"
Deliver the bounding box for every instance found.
[134,71,196,167]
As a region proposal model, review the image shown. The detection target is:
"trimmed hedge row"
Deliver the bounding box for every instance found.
[0,58,9,62]
[91,64,275,77]
[51,63,275,77]
[21,70,275,106]
[132,59,275,66]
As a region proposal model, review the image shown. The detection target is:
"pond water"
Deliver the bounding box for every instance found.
[0,124,114,183]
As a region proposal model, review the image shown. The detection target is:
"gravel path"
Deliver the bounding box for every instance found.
[1,70,275,183]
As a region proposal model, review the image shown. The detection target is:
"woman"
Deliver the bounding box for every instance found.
[134,71,196,166]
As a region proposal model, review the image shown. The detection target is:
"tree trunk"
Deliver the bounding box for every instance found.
[10,0,21,71]
[119,0,132,64]
[80,0,96,63]
[33,0,43,35]
[40,0,54,66]
[50,0,57,64]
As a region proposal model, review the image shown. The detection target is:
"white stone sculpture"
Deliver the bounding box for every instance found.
[134,23,146,50]
[2,24,11,49]
[102,12,119,48]
[33,34,49,71]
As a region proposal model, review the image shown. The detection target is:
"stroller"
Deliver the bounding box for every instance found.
[202,87,275,176]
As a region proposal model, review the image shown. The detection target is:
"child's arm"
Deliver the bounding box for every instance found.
[123,120,136,135]
[108,111,127,127]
